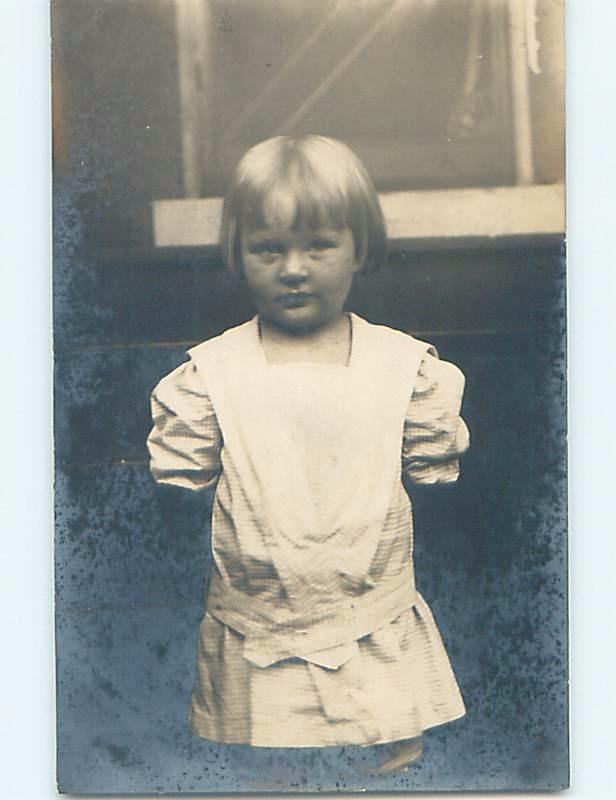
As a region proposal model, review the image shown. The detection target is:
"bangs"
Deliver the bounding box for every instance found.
[238,161,351,233]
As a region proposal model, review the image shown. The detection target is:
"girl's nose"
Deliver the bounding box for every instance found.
[279,248,308,283]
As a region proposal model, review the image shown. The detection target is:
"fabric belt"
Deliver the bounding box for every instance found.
[206,566,417,667]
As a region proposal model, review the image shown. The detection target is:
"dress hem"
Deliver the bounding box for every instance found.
[187,704,466,748]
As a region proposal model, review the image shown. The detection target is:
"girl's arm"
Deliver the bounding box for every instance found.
[402,352,469,484]
[147,359,222,491]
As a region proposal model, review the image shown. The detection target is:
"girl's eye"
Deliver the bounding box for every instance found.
[248,241,284,257]
[307,238,337,253]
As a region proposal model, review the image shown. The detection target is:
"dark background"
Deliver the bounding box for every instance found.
[53,0,567,793]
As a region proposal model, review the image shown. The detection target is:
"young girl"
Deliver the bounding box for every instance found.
[147,135,469,773]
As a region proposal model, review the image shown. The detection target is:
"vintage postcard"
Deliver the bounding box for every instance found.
[53,0,567,793]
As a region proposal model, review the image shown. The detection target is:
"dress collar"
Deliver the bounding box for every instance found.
[251,312,365,369]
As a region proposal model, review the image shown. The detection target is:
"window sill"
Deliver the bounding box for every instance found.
[152,183,564,249]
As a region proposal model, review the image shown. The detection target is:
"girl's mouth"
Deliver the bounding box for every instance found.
[276,292,315,308]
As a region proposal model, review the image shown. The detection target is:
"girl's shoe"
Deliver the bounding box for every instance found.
[370,735,424,775]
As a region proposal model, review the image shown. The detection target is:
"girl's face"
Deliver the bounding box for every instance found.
[240,225,360,334]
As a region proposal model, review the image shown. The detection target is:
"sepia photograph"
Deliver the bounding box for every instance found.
[52,0,567,793]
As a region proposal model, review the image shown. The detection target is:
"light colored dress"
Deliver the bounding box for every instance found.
[148,314,469,748]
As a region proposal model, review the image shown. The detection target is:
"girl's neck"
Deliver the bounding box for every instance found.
[258,313,352,365]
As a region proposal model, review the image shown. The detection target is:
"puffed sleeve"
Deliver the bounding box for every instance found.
[147,359,222,491]
[402,351,470,484]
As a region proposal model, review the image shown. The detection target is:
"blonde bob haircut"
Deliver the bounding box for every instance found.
[220,135,387,275]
